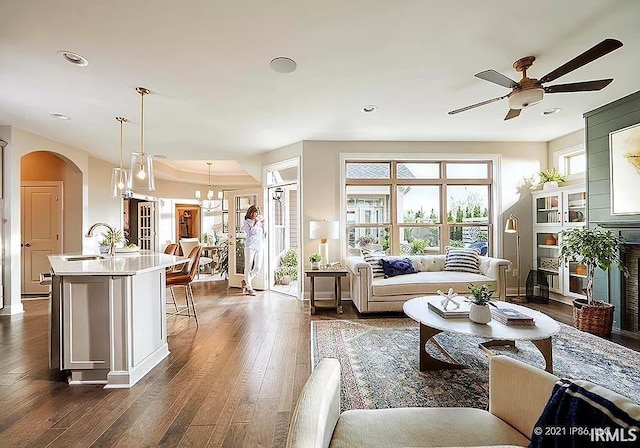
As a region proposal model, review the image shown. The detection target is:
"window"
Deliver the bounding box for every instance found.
[345,160,493,255]
[554,145,586,179]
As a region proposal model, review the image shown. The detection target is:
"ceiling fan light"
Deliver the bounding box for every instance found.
[508,88,544,109]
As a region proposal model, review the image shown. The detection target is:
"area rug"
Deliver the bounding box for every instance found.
[311,318,640,411]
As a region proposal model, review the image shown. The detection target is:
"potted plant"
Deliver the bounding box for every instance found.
[309,253,322,270]
[99,228,123,256]
[537,167,565,190]
[466,284,497,324]
[559,225,628,336]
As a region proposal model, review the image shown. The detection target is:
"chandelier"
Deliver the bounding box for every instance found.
[196,162,221,210]
[129,86,155,192]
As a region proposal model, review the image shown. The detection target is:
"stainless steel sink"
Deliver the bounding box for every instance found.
[61,255,107,262]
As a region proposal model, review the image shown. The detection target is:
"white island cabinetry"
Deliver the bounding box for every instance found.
[48,251,185,388]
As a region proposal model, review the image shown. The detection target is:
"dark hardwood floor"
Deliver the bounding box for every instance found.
[0,283,638,447]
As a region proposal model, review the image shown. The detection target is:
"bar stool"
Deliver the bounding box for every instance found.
[166,246,202,326]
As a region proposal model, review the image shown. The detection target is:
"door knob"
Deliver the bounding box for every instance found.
[24,243,32,247]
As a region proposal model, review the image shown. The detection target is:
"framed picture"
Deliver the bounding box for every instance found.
[610,122,640,215]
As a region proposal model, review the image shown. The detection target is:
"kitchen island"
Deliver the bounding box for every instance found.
[48,251,186,388]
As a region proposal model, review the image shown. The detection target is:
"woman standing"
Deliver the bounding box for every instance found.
[241,205,265,295]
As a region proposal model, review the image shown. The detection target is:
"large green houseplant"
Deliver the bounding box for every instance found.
[559,225,628,335]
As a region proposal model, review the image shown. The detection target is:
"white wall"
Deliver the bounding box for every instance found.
[300,140,548,297]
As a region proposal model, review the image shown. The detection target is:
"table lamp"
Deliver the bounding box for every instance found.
[504,214,525,303]
[309,220,339,267]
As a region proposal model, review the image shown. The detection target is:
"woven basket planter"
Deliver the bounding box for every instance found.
[572,299,614,336]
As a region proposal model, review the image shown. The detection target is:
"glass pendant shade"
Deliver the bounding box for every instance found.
[110,167,130,198]
[129,152,155,192]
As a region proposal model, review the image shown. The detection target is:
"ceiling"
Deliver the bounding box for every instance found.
[1,0,639,177]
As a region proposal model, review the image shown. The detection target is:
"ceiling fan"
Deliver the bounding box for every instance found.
[448,38,623,121]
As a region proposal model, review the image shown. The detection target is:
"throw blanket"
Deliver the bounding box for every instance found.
[531,378,640,448]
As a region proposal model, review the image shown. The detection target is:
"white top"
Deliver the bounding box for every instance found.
[48,251,187,276]
[403,296,560,341]
[242,217,265,251]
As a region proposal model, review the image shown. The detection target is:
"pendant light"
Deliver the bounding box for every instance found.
[110,117,130,198]
[129,86,155,192]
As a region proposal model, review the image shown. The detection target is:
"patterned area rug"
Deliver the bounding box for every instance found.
[311,318,640,411]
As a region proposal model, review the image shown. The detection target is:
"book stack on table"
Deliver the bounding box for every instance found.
[427,299,471,319]
[492,308,535,326]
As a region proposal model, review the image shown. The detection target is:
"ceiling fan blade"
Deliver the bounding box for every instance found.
[544,79,613,93]
[539,38,623,84]
[448,94,509,115]
[475,70,519,88]
[504,109,521,121]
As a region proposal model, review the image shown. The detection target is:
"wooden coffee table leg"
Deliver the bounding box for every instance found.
[310,277,315,315]
[420,323,464,371]
[532,337,553,373]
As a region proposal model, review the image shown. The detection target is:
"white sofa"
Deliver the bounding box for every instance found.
[345,254,510,313]
[286,356,640,448]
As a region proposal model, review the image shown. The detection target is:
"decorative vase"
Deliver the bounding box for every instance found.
[544,235,557,245]
[311,261,320,270]
[281,274,291,285]
[543,181,559,191]
[576,264,587,276]
[469,303,492,324]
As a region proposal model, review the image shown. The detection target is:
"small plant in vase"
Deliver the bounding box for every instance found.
[537,167,565,190]
[99,228,123,256]
[559,225,628,336]
[309,253,322,270]
[466,284,497,324]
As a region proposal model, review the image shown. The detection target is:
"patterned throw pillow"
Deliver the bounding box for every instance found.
[380,258,418,278]
[363,252,386,278]
[444,247,481,273]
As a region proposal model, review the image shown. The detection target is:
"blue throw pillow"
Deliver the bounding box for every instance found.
[380,258,418,278]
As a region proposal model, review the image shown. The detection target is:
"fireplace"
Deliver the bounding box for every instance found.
[592,222,640,332]
[623,245,640,332]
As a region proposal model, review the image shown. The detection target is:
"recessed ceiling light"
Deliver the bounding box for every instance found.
[50,113,71,120]
[362,105,377,113]
[58,50,89,66]
[542,108,561,116]
[270,57,297,73]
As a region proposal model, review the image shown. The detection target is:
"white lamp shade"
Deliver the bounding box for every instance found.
[309,221,339,240]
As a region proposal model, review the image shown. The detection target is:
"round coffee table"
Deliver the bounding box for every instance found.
[403,296,560,373]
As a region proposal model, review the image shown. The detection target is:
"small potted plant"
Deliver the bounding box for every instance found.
[309,253,322,270]
[537,167,566,190]
[99,228,123,256]
[466,284,497,324]
[559,225,628,336]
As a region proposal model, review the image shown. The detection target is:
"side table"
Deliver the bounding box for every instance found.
[305,269,348,314]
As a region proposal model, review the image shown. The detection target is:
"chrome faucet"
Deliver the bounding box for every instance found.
[86,222,116,257]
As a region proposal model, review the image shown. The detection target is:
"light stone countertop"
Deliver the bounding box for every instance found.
[48,250,188,276]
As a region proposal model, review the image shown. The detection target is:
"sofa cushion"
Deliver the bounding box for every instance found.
[330,407,530,448]
[444,246,481,273]
[380,258,418,278]
[363,252,386,278]
[371,271,492,297]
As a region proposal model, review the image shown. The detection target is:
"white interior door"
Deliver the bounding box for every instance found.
[228,188,263,290]
[21,183,63,294]
[137,201,156,251]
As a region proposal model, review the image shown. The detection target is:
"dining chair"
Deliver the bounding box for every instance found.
[164,243,180,312]
[166,245,202,326]
[180,237,214,278]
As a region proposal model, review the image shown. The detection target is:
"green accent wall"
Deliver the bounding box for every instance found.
[584,90,640,329]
